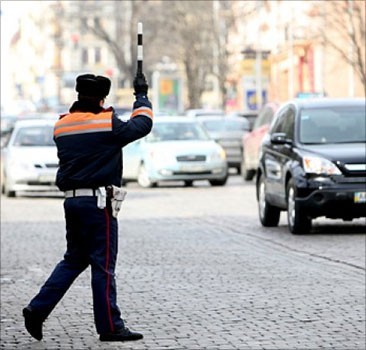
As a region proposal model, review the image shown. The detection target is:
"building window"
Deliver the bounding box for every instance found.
[81,18,87,34]
[95,47,101,63]
[82,48,89,64]
[118,78,126,89]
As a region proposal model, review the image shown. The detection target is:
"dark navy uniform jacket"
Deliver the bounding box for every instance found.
[53,95,153,192]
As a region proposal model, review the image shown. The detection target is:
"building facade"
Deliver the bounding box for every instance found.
[230,0,365,111]
[5,0,365,113]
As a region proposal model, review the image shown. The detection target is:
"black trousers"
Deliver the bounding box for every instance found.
[28,196,124,334]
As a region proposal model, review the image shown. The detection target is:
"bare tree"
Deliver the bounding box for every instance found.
[211,0,241,109]
[161,1,253,108]
[70,1,160,86]
[158,1,217,108]
[53,0,247,108]
[321,0,365,93]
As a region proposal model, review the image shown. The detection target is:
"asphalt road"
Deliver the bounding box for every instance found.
[1,175,365,349]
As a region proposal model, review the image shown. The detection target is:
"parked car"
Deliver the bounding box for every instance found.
[1,114,18,148]
[1,119,59,197]
[114,106,132,117]
[241,102,279,181]
[1,113,58,149]
[256,98,366,234]
[227,110,258,131]
[123,117,228,187]
[185,109,225,118]
[198,116,250,174]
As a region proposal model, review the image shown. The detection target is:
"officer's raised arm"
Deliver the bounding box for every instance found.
[112,21,153,146]
[112,72,153,147]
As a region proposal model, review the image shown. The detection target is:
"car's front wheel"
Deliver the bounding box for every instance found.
[257,174,280,226]
[286,179,311,234]
[209,175,228,186]
[137,164,156,188]
[3,176,16,197]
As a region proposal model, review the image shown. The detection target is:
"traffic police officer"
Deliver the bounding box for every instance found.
[23,73,153,342]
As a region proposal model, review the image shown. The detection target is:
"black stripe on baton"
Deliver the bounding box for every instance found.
[137,23,143,74]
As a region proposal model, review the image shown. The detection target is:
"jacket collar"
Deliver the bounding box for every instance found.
[69,100,104,114]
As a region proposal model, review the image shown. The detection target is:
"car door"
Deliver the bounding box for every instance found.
[264,105,295,206]
[244,106,273,169]
[122,139,143,180]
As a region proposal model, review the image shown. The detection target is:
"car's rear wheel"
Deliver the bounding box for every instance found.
[137,164,156,188]
[184,180,193,187]
[286,179,311,234]
[257,174,280,226]
[241,156,255,181]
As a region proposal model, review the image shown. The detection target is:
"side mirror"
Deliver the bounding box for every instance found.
[271,132,291,145]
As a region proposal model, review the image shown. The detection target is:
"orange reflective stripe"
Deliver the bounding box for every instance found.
[54,122,112,137]
[56,112,111,126]
[54,111,112,138]
[131,107,153,119]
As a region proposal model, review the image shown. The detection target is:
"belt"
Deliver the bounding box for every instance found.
[65,189,97,198]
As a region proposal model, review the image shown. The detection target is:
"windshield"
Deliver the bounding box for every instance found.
[147,122,210,142]
[299,106,366,144]
[13,126,55,146]
[202,119,248,132]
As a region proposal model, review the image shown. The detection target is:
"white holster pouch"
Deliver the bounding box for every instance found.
[97,187,107,209]
[108,185,127,218]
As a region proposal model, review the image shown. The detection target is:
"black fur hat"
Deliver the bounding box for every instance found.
[76,74,111,98]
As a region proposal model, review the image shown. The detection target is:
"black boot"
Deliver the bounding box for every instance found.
[22,306,44,341]
[99,327,143,342]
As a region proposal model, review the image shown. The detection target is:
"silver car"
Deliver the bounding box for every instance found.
[199,116,250,174]
[123,117,228,187]
[1,119,59,197]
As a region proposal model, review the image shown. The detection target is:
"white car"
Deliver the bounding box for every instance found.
[123,117,228,187]
[1,119,59,197]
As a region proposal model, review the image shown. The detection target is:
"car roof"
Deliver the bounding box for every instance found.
[185,108,225,116]
[13,118,57,128]
[198,115,247,122]
[154,116,198,123]
[287,98,365,109]
[228,110,258,115]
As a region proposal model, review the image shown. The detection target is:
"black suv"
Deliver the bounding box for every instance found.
[256,98,366,234]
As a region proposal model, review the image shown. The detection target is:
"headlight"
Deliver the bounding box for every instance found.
[9,160,31,171]
[149,150,171,164]
[303,156,341,175]
[211,148,226,161]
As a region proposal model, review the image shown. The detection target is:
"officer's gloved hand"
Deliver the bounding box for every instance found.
[133,73,148,96]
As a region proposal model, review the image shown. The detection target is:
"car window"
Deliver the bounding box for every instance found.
[299,106,366,144]
[283,109,295,140]
[270,106,295,140]
[253,107,273,130]
[146,122,210,142]
[1,132,12,148]
[13,126,55,146]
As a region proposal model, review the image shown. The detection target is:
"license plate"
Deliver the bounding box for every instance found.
[38,174,55,183]
[180,164,205,173]
[354,192,366,203]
